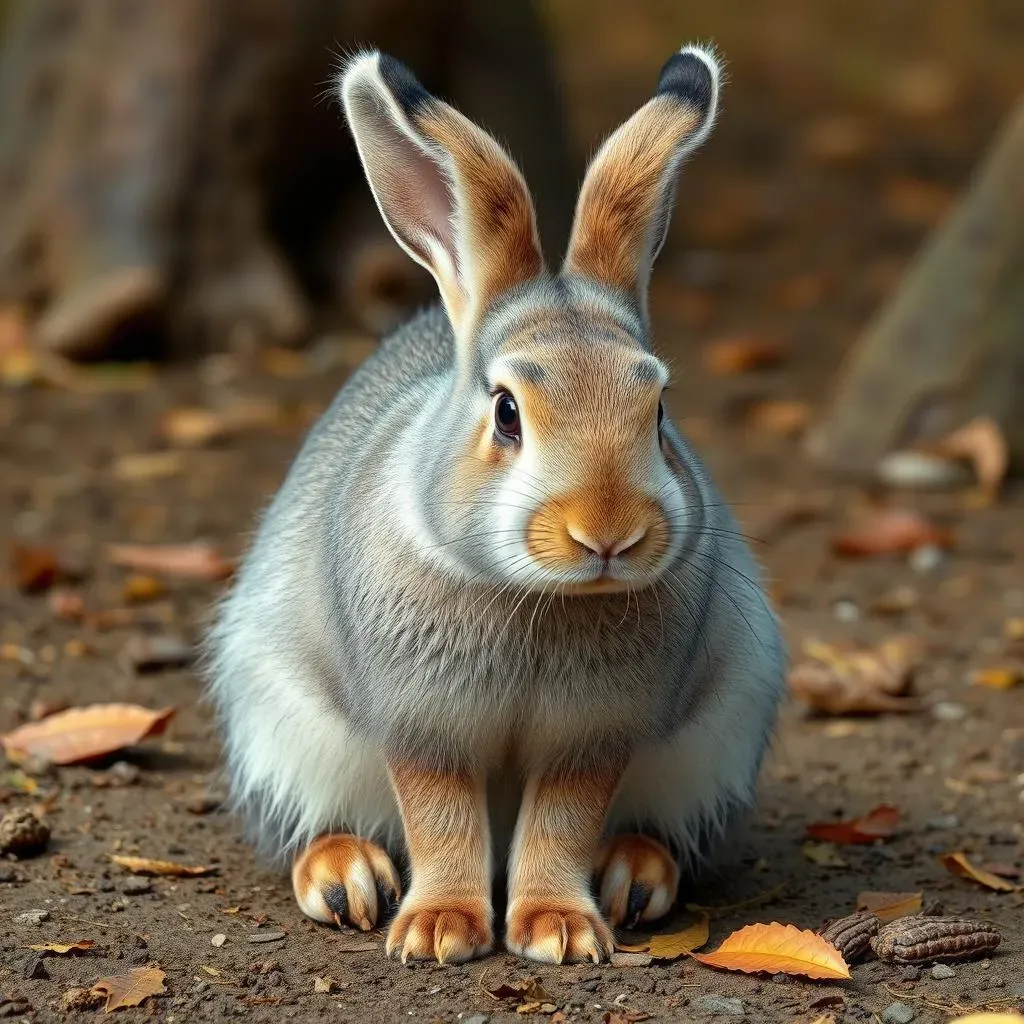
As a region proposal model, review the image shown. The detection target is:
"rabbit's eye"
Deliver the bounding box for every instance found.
[494,390,521,440]
[657,401,665,431]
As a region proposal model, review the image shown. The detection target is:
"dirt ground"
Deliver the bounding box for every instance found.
[3,3,1024,1021]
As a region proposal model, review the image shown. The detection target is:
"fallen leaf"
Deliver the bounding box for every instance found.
[616,913,710,959]
[111,451,185,483]
[313,976,335,993]
[106,542,234,581]
[742,399,812,438]
[160,408,227,447]
[10,543,59,593]
[831,507,954,557]
[969,666,1021,691]
[27,939,96,954]
[788,635,924,715]
[802,841,848,868]
[939,852,1018,893]
[603,1012,651,1024]
[855,891,923,923]
[703,335,785,375]
[487,978,553,1003]
[807,805,900,845]
[91,967,166,1012]
[110,855,216,878]
[920,416,1008,504]
[122,575,167,603]
[947,1016,1024,1024]
[692,922,851,980]
[1,704,175,765]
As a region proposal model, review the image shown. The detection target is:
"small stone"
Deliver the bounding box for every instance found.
[119,633,193,674]
[579,979,599,992]
[882,1002,915,1024]
[694,994,746,1016]
[610,951,653,968]
[211,933,227,948]
[60,987,103,1012]
[931,701,968,723]
[925,815,959,830]
[186,792,223,815]
[1009,982,1024,997]
[106,761,142,786]
[247,931,286,944]
[833,599,861,623]
[122,876,153,895]
[14,909,49,925]
[0,866,19,883]
[931,964,955,979]
[462,1015,490,1024]
[909,544,944,574]
[900,966,921,981]
[0,809,50,858]
[23,955,49,980]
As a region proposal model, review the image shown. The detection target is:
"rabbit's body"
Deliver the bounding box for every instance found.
[211,294,782,862]
[208,43,785,965]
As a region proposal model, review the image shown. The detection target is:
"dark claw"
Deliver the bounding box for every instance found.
[625,882,651,929]
[323,883,349,928]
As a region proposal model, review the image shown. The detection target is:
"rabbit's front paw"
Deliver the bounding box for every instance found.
[385,895,493,964]
[505,898,614,964]
[292,833,401,931]
[595,833,679,928]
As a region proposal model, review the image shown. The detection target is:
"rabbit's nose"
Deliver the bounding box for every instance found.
[567,523,648,560]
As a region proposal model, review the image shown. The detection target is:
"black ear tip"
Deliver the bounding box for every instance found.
[377,53,430,114]
[655,47,718,114]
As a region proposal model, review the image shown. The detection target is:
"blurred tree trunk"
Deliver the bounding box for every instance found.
[0,0,575,358]
[810,98,1024,475]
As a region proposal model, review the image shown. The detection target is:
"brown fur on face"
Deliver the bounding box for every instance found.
[565,96,702,293]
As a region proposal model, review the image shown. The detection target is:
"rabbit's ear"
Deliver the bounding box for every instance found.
[340,52,544,342]
[563,45,721,308]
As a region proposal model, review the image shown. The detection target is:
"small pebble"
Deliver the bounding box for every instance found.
[931,701,968,723]
[900,966,921,982]
[462,1016,490,1024]
[931,964,955,980]
[694,994,746,1017]
[122,877,153,896]
[833,599,861,623]
[211,933,227,948]
[882,1002,915,1024]
[909,544,944,574]
[579,979,599,992]
[247,931,286,944]
[925,815,959,830]
[14,909,50,925]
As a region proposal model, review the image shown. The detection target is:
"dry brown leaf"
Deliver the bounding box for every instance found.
[27,939,96,954]
[10,543,60,593]
[486,978,553,1003]
[856,891,923,923]
[106,542,234,581]
[807,805,900,845]
[921,416,1008,504]
[692,922,851,980]
[831,507,954,557]
[616,913,709,959]
[111,855,216,878]
[802,841,848,868]
[939,852,1019,893]
[91,966,166,1012]
[969,666,1021,691]
[1,704,175,765]
[788,635,924,715]
[703,335,785,375]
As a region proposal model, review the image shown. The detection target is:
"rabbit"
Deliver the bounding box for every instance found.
[206,41,785,966]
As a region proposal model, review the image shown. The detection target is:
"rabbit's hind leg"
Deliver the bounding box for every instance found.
[594,833,679,929]
[292,833,401,931]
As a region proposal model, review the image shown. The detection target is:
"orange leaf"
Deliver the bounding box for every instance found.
[807,805,900,845]
[923,416,1008,504]
[1,704,175,765]
[703,335,785,375]
[939,852,1018,893]
[855,891,923,923]
[27,939,96,954]
[91,967,166,1012]
[692,922,851,980]
[106,542,234,581]
[110,855,216,878]
[616,913,710,959]
[832,508,953,557]
[969,666,1021,691]
[9,543,60,594]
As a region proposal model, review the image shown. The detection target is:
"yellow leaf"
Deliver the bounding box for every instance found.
[802,841,848,867]
[948,1016,1024,1024]
[90,967,166,1012]
[969,666,1021,691]
[692,922,851,980]
[111,854,216,878]
[26,939,96,954]
[616,913,710,959]
[939,852,1018,892]
[855,891,923,923]
[925,415,1009,504]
